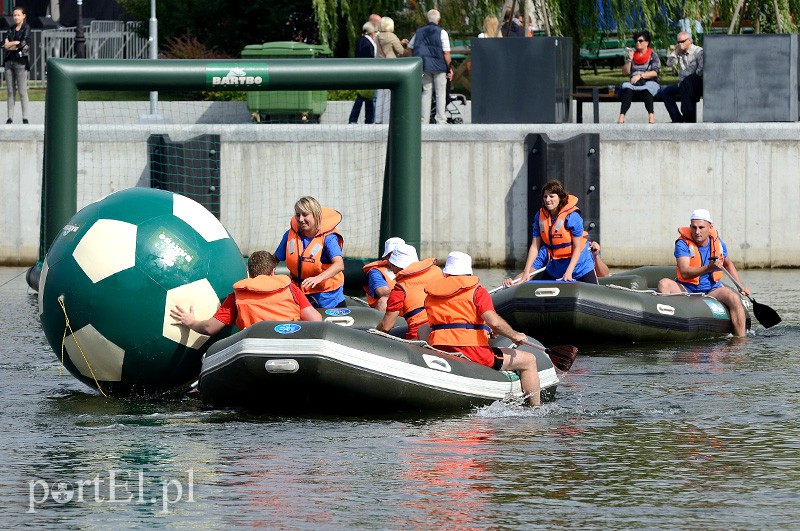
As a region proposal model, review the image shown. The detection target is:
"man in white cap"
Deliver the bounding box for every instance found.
[362,237,405,311]
[377,243,443,339]
[424,251,542,407]
[657,209,750,337]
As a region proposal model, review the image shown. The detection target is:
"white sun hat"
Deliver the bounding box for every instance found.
[382,237,406,259]
[690,208,713,224]
[388,243,418,269]
[442,251,473,275]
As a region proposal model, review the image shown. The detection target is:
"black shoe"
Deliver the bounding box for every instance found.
[22,119,28,124]
[5,119,11,124]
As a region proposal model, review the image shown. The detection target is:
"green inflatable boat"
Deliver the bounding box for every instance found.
[493,266,751,344]
[198,318,560,413]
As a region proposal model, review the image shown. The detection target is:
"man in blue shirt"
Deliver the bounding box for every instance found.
[657,209,750,337]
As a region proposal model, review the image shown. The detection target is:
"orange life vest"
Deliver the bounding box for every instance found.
[232,275,302,329]
[362,259,396,307]
[284,207,344,294]
[425,275,492,347]
[394,258,442,338]
[676,226,723,285]
[539,194,585,260]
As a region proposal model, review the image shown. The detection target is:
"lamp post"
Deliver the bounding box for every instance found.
[141,0,165,122]
[75,0,85,58]
[149,0,158,114]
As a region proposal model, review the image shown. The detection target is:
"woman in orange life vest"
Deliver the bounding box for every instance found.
[376,243,443,340]
[656,208,750,337]
[425,251,541,407]
[170,250,321,335]
[274,196,346,309]
[504,179,598,286]
[362,237,405,311]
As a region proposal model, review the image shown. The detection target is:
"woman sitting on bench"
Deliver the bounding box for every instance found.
[617,30,661,124]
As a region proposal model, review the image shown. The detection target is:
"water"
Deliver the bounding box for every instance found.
[2,266,799,527]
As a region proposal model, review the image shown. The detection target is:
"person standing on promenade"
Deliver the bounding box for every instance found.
[348,21,378,124]
[406,9,452,124]
[4,6,31,124]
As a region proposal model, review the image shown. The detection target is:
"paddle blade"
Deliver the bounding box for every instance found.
[546,345,578,371]
[752,299,781,329]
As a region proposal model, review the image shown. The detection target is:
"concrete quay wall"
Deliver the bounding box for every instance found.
[422,124,800,269]
[1,117,798,269]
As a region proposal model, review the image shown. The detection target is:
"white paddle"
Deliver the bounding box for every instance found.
[488,267,546,294]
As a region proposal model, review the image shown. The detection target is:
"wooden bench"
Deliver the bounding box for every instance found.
[571,85,700,123]
[572,86,623,123]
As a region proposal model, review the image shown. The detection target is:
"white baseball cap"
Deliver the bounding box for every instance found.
[388,243,418,269]
[442,251,473,275]
[382,237,405,259]
[690,208,713,224]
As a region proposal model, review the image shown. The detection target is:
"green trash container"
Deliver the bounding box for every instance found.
[241,42,333,123]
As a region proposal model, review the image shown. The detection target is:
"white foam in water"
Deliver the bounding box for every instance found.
[474,400,551,418]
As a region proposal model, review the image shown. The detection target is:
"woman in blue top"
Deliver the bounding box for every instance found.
[274,196,346,308]
[505,180,597,286]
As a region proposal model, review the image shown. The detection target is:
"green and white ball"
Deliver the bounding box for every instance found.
[38,188,246,395]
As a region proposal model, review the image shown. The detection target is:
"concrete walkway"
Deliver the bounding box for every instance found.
[12,98,701,126]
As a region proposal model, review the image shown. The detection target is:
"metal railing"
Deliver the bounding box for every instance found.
[1,21,148,88]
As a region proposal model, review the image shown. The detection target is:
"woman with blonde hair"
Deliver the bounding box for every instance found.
[478,15,502,38]
[374,17,407,124]
[274,196,346,308]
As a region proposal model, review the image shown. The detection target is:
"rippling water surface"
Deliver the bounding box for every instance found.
[2,266,799,527]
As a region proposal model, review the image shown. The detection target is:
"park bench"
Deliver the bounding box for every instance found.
[571,85,700,123]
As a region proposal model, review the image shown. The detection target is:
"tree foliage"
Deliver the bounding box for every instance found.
[119,0,800,84]
[543,0,800,84]
[117,0,318,57]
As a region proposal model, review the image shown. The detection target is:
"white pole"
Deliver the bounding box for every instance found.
[149,0,158,114]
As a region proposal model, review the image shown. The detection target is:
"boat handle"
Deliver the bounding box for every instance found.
[534,288,561,297]
[656,304,675,316]
[423,354,452,372]
[325,316,355,327]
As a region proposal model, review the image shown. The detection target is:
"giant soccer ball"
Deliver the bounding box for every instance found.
[38,188,246,395]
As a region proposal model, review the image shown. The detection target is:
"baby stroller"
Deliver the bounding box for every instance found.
[429,80,466,124]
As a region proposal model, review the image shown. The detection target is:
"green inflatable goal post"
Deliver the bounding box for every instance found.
[40,58,422,265]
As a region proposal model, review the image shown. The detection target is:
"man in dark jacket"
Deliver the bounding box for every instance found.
[348,21,377,124]
[500,9,524,37]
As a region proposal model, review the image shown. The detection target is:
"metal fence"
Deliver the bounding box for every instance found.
[1,21,148,88]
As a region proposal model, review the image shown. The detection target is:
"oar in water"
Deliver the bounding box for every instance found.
[154,379,199,400]
[488,267,547,295]
[719,267,781,329]
[520,340,578,372]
